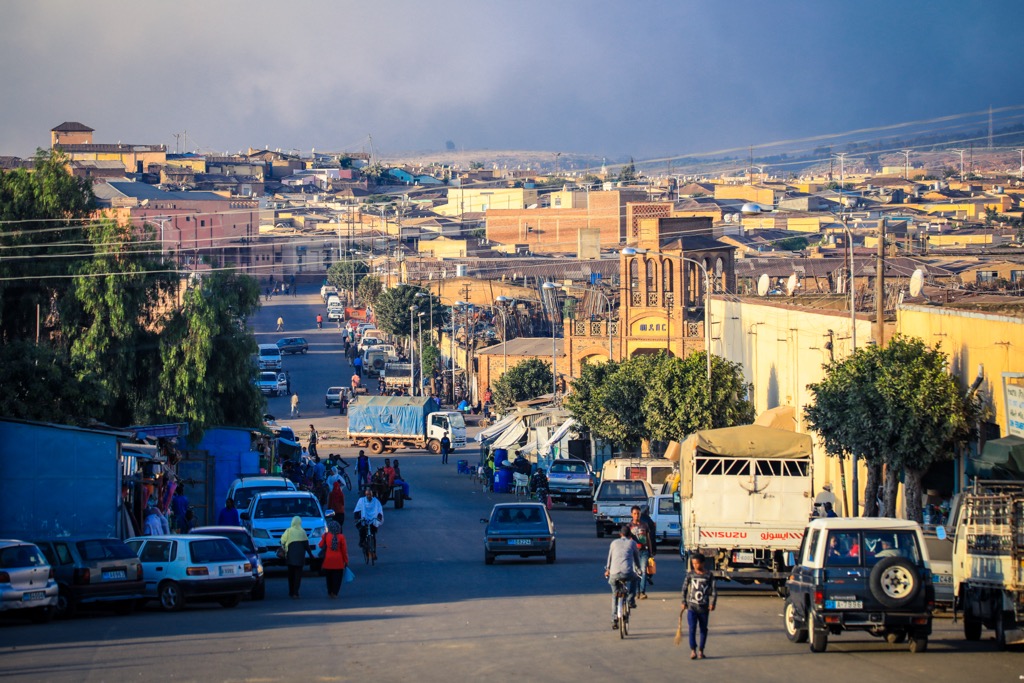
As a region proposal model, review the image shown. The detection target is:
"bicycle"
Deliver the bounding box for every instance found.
[357,521,377,566]
[336,460,353,491]
[614,578,631,638]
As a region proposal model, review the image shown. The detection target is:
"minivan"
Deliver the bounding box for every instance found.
[257,344,282,371]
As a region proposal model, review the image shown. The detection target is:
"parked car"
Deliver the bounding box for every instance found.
[320,285,338,301]
[189,526,265,600]
[125,535,254,612]
[325,386,348,409]
[276,337,308,355]
[241,491,331,569]
[33,537,144,618]
[327,309,344,322]
[256,371,288,397]
[648,494,681,545]
[257,343,283,371]
[592,479,653,538]
[227,475,297,512]
[545,458,594,507]
[921,527,953,611]
[0,540,58,623]
[783,518,934,653]
[481,503,556,565]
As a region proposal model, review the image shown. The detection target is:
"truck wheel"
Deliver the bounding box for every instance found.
[996,610,1010,650]
[963,606,982,641]
[368,439,385,455]
[427,439,441,454]
[809,622,828,653]
[908,635,928,653]
[784,597,808,643]
[869,556,920,609]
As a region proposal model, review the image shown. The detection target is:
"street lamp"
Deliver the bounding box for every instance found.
[408,305,418,395]
[494,296,514,375]
[542,282,559,399]
[414,291,433,342]
[418,311,425,397]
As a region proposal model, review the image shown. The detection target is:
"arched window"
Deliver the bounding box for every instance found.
[645,259,656,292]
[630,259,640,291]
[662,259,673,293]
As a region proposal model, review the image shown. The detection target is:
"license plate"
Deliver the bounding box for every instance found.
[219,566,236,576]
[825,599,863,609]
[509,539,532,546]
[103,570,126,581]
[23,591,45,601]
[933,575,953,585]
[733,552,754,563]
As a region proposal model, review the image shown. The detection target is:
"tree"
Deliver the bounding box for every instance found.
[805,336,974,521]
[0,340,100,424]
[564,359,622,446]
[492,358,552,412]
[421,344,441,374]
[372,285,421,338]
[357,275,383,307]
[618,158,637,182]
[327,260,368,295]
[643,353,754,443]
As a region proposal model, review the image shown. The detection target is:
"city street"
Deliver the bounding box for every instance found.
[1,293,1020,682]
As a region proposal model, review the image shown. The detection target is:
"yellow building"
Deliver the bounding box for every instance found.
[435,186,538,216]
[417,236,471,259]
[713,184,778,206]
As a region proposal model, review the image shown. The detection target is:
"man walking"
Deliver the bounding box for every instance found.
[290,393,300,418]
[682,554,717,660]
[604,525,639,630]
[308,424,319,458]
[629,505,655,601]
[440,431,451,464]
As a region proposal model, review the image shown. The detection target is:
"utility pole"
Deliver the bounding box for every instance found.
[900,150,912,180]
[952,149,965,183]
[875,219,886,347]
[1017,149,1024,179]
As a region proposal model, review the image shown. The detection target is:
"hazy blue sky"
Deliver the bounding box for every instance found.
[2,1,1022,162]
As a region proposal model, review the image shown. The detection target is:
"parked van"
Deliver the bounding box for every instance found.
[599,458,676,488]
[257,344,283,371]
[327,295,342,312]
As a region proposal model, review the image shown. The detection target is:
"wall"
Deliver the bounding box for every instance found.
[897,304,1024,436]
[436,187,536,216]
[714,184,776,205]
[485,207,591,252]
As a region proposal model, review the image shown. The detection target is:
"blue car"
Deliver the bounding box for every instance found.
[276,337,308,355]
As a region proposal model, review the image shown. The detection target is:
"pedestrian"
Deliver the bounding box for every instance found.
[277,316,284,332]
[308,424,319,459]
[604,525,640,630]
[280,516,309,599]
[265,286,271,301]
[339,391,348,416]
[440,431,451,464]
[181,508,196,533]
[356,450,370,488]
[392,458,411,501]
[681,553,717,660]
[285,371,292,395]
[629,505,655,600]
[353,354,363,377]
[327,479,346,527]
[290,392,300,418]
[171,487,189,532]
[144,504,165,536]
[292,282,297,297]
[319,520,348,599]
[218,498,241,526]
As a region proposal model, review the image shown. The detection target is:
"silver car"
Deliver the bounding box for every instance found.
[0,540,59,623]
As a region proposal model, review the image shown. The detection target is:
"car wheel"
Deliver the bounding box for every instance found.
[31,606,55,624]
[869,556,920,609]
[784,597,808,643]
[886,631,907,644]
[55,586,77,619]
[909,635,928,653]
[546,543,557,564]
[484,551,495,565]
[251,581,266,601]
[219,595,241,608]
[810,623,828,653]
[158,581,185,612]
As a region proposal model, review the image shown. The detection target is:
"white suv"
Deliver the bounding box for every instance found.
[227,476,297,512]
[241,491,331,569]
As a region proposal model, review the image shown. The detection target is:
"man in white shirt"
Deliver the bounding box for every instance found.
[353,488,384,554]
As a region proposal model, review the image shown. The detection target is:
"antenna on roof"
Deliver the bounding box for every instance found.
[756,273,770,297]
[785,273,798,296]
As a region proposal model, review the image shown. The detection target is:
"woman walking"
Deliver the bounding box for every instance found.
[318,520,349,599]
[681,554,717,660]
[327,479,346,527]
[280,516,309,599]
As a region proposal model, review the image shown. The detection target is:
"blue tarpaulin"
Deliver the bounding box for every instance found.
[348,396,440,439]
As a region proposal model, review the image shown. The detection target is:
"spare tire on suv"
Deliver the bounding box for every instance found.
[869,556,920,609]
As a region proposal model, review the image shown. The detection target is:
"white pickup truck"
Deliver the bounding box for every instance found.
[593,479,653,538]
[546,458,594,508]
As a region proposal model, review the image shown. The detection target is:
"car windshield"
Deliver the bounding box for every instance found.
[447,413,466,429]
[235,485,289,509]
[206,531,255,554]
[550,461,587,474]
[76,539,135,561]
[260,373,277,382]
[327,387,343,396]
[254,496,321,519]
[490,507,547,528]
[598,482,648,500]
[259,348,279,357]
[0,544,47,569]
[189,538,244,564]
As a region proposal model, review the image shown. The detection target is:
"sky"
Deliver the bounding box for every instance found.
[2,1,1023,164]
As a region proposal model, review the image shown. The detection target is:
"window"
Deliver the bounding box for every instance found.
[658,498,680,515]
[863,531,921,565]
[190,538,243,564]
[1011,270,1023,283]
[77,539,135,561]
[755,459,809,476]
[976,270,997,283]
[662,260,673,293]
[139,541,172,563]
[825,532,861,566]
[804,530,820,564]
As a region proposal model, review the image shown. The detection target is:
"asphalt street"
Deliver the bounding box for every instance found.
[1,291,1020,682]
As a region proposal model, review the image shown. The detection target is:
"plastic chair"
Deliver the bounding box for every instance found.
[512,472,530,497]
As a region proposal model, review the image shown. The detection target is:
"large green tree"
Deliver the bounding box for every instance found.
[492,358,553,412]
[357,275,383,307]
[805,336,975,521]
[373,285,421,338]
[327,260,368,295]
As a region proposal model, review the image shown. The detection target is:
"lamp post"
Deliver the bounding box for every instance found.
[839,214,858,517]
[418,311,425,397]
[494,296,515,375]
[414,291,433,342]
[409,305,418,395]
[542,282,559,399]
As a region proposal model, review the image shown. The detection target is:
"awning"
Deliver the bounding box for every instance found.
[543,418,577,454]
[518,439,539,456]
[492,421,528,450]
[475,414,518,442]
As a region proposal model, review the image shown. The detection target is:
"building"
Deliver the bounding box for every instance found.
[50,121,94,147]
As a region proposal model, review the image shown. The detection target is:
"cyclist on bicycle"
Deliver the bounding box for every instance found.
[604,525,640,630]
[353,488,383,560]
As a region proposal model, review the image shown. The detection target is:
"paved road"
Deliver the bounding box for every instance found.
[1,293,1020,682]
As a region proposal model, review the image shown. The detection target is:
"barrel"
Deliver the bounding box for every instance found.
[493,448,509,466]
[494,468,512,494]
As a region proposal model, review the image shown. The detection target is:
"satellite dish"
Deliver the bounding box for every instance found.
[909,268,925,298]
[786,273,798,296]
[741,202,763,215]
[757,273,770,297]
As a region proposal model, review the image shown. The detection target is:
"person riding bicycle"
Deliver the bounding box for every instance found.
[353,488,384,560]
[604,525,639,630]
[316,313,323,329]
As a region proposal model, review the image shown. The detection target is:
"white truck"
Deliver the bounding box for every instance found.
[673,424,814,593]
[949,481,1024,648]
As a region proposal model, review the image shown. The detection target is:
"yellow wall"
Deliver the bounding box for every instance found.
[435,187,537,216]
[714,184,776,205]
[713,298,874,512]
[897,304,1024,435]
[417,237,468,259]
[925,232,998,247]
